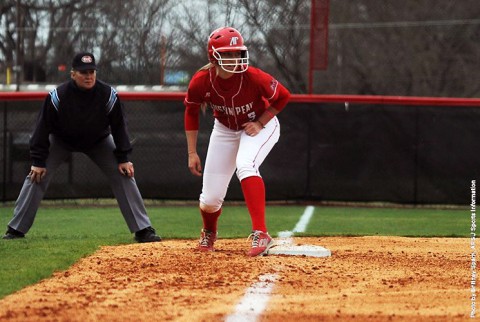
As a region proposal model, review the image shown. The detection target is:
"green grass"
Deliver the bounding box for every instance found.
[303,207,468,237]
[0,204,469,299]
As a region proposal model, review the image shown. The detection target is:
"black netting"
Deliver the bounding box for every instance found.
[1,97,479,205]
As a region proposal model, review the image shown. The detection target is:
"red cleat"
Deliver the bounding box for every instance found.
[198,229,217,252]
[247,230,274,257]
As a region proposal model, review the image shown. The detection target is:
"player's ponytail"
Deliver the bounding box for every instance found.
[198,63,214,72]
[197,63,214,114]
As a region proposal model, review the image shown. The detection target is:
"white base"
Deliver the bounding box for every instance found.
[267,238,331,258]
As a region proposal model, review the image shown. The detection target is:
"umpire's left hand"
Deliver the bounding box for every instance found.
[29,166,47,183]
[118,162,134,177]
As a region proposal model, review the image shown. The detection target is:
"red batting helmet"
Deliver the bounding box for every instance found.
[207,27,249,73]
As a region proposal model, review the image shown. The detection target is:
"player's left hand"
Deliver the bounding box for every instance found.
[118,162,134,177]
[242,121,263,137]
[188,152,203,176]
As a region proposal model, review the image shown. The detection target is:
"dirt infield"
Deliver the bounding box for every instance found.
[0,236,471,321]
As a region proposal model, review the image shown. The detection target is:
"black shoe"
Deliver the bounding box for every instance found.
[135,227,161,243]
[2,226,25,239]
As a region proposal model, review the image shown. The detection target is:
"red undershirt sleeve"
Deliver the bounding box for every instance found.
[269,83,291,112]
[184,103,201,131]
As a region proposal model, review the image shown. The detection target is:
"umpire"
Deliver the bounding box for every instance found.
[2,52,161,243]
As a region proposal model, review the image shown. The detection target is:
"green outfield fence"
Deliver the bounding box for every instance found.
[1,91,480,205]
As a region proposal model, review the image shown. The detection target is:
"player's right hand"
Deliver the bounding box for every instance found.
[29,166,47,184]
[188,152,202,176]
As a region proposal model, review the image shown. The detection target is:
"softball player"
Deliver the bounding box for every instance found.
[2,52,161,243]
[184,27,291,256]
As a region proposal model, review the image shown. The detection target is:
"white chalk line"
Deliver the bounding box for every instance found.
[293,205,315,233]
[224,206,315,322]
[277,205,315,245]
[224,273,278,322]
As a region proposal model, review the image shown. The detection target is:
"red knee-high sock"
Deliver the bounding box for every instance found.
[241,176,267,232]
[200,208,222,232]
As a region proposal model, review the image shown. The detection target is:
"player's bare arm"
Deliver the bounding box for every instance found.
[186,130,202,176]
[242,107,279,136]
[258,107,279,127]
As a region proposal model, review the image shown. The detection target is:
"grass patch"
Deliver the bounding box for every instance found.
[0,204,469,299]
[304,206,468,237]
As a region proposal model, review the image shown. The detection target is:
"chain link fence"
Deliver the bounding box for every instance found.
[1,93,480,205]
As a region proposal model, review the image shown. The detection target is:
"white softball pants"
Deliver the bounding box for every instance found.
[199,117,280,213]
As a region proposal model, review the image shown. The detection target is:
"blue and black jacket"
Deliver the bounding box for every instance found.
[29,79,132,167]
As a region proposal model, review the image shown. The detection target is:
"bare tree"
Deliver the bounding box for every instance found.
[319,0,480,96]
[167,0,309,92]
[237,0,310,93]
[90,0,174,84]
[0,0,174,85]
[1,0,479,96]
[0,1,18,77]
[168,1,242,74]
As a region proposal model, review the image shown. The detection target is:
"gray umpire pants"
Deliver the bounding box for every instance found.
[7,134,152,234]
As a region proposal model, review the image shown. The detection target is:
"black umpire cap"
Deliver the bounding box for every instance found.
[72,52,97,71]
